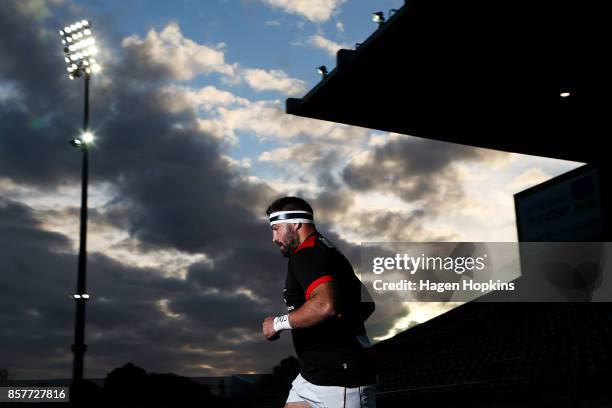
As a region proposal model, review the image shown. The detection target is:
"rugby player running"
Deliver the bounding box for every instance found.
[262,196,377,408]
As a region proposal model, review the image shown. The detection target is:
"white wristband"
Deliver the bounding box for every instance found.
[273,314,292,333]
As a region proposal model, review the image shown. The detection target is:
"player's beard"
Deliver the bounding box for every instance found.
[279,227,300,257]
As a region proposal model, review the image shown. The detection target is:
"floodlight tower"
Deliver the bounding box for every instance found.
[58,19,101,386]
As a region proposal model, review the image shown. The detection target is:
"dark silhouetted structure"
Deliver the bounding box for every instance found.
[285,0,612,406]
[100,362,217,405]
[373,302,612,407]
[287,0,611,239]
[229,356,301,408]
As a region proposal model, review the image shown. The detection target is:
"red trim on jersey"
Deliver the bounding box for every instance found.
[293,233,317,254]
[305,275,334,300]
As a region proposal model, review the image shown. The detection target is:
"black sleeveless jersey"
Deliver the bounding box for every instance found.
[283,232,376,387]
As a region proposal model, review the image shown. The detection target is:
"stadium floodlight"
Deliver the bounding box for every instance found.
[59,20,101,80]
[372,11,385,26]
[58,18,100,388]
[560,92,570,98]
[317,65,328,78]
[81,131,95,144]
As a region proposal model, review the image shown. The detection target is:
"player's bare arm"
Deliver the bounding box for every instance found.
[262,282,336,339]
[287,281,337,328]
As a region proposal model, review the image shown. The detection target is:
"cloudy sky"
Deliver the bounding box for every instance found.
[0,0,583,380]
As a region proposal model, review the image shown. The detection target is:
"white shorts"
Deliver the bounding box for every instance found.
[286,373,376,408]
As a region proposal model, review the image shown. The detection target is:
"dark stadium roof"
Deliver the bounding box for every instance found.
[286,0,607,164]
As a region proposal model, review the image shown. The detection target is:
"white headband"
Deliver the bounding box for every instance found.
[269,210,314,226]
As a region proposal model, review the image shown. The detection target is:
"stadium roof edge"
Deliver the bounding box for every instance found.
[286,0,608,164]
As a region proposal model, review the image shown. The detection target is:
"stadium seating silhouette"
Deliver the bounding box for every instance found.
[373,302,612,406]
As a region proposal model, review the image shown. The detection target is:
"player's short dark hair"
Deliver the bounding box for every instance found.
[266,196,314,216]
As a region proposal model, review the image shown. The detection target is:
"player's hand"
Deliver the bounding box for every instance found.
[262,316,279,340]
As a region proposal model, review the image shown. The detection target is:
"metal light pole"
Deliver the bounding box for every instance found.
[71,72,89,387]
[58,20,101,387]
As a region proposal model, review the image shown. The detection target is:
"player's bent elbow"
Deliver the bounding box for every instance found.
[322,303,337,318]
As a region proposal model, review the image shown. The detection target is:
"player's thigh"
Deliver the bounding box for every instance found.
[284,402,312,408]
